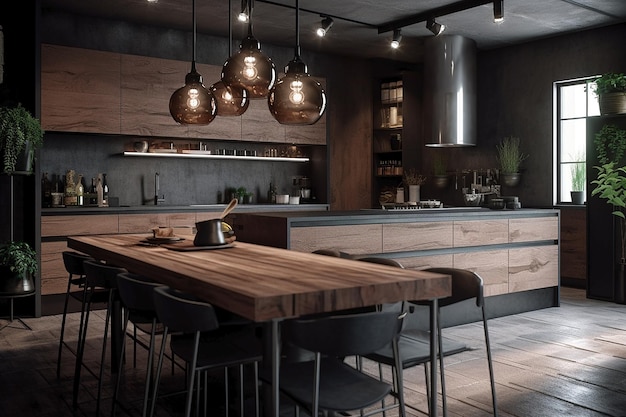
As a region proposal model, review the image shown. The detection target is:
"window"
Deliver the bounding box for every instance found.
[555,77,599,204]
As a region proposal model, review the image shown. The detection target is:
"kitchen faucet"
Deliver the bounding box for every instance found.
[154,172,165,205]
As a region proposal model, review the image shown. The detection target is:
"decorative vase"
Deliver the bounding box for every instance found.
[599,92,626,115]
[408,185,420,203]
[570,191,585,205]
[500,173,521,187]
[0,268,35,294]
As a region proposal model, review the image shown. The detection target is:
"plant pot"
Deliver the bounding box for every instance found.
[0,268,35,294]
[599,92,626,115]
[12,140,34,174]
[500,173,521,187]
[433,175,448,189]
[570,191,585,205]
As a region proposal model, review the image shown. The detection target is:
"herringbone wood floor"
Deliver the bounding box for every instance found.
[1,287,625,417]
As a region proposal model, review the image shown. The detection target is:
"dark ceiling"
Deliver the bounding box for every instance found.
[41,0,626,63]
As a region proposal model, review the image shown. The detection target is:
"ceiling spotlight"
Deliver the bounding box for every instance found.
[316,16,334,37]
[390,29,402,49]
[493,0,504,23]
[426,18,445,36]
[238,0,249,22]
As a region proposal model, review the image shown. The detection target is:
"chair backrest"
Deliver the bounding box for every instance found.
[282,310,405,358]
[116,272,161,313]
[83,259,126,289]
[423,267,484,307]
[358,257,405,269]
[62,251,93,276]
[152,286,220,334]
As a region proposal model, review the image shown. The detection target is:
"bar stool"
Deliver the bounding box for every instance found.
[57,251,98,379]
[151,286,263,417]
[111,272,167,417]
[73,259,126,415]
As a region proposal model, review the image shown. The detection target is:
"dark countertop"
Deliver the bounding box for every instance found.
[235,207,560,226]
[41,203,330,215]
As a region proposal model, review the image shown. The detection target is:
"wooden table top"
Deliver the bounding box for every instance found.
[67,234,451,322]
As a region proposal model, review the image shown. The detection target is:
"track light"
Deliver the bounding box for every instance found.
[426,18,445,36]
[316,16,334,37]
[390,29,402,49]
[493,0,504,23]
[238,0,249,22]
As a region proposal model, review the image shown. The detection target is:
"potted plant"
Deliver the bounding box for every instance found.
[591,124,626,303]
[496,136,528,187]
[432,155,448,188]
[0,241,37,293]
[235,187,247,204]
[593,73,626,115]
[569,154,586,204]
[403,168,426,202]
[0,104,45,174]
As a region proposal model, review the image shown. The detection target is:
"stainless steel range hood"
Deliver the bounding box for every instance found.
[424,35,477,147]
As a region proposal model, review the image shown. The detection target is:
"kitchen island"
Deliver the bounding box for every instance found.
[234,207,561,323]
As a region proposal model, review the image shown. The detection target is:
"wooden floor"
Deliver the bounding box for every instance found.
[1,287,626,417]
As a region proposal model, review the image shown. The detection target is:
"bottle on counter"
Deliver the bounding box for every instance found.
[102,173,109,206]
[64,169,77,206]
[76,174,84,206]
[96,176,104,207]
[267,182,276,204]
[41,172,52,208]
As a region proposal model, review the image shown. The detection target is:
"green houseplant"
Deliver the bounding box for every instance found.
[0,104,45,174]
[591,124,626,303]
[496,136,528,187]
[0,241,37,293]
[594,73,626,115]
[569,152,586,204]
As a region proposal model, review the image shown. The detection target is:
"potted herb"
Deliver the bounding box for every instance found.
[569,153,586,204]
[235,187,247,204]
[496,136,528,187]
[0,241,37,293]
[593,73,626,115]
[0,104,45,174]
[591,124,626,303]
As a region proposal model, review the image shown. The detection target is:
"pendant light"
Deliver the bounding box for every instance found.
[169,0,217,124]
[210,0,249,116]
[267,0,327,125]
[222,0,276,99]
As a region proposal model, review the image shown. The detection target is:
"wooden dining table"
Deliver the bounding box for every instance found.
[67,233,451,417]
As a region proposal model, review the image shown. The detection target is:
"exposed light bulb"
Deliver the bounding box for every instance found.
[243,56,258,80]
[289,80,304,104]
[238,12,249,22]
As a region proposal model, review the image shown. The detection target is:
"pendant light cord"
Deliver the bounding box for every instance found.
[191,0,197,71]
[295,0,300,58]
[228,0,233,56]
[247,0,254,37]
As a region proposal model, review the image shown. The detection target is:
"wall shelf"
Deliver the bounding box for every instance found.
[122,152,309,162]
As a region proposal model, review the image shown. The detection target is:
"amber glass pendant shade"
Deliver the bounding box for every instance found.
[210,81,249,116]
[222,32,277,99]
[267,0,326,125]
[268,57,326,125]
[169,67,217,124]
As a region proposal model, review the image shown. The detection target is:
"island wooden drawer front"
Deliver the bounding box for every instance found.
[508,246,559,292]
[382,222,453,252]
[290,224,383,254]
[118,213,173,233]
[453,250,509,297]
[42,215,119,237]
[453,220,508,247]
[509,217,558,242]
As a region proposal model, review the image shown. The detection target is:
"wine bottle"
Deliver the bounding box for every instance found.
[76,174,84,206]
[102,173,109,207]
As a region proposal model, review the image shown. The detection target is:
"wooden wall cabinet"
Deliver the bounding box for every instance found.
[41,44,326,145]
[41,44,121,134]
